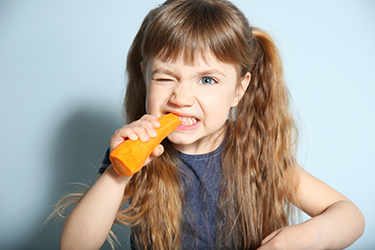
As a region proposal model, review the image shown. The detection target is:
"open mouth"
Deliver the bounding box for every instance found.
[177,116,200,131]
[179,117,198,126]
[166,112,200,131]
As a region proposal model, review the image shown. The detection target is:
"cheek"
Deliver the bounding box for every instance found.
[203,95,232,120]
[145,88,155,114]
[145,85,167,115]
[145,92,156,114]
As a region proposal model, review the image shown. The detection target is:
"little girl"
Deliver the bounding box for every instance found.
[58,0,365,249]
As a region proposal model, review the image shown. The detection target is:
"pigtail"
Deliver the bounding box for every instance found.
[219,27,299,249]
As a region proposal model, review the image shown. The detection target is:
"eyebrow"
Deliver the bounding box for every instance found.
[198,69,227,78]
[151,67,176,77]
[151,67,228,78]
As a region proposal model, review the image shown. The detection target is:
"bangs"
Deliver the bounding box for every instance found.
[141,0,251,68]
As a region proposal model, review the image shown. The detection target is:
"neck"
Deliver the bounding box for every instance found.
[172,125,226,155]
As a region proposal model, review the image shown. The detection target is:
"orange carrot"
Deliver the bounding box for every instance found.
[109,113,181,176]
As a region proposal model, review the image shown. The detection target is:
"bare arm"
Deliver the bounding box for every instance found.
[259,164,365,250]
[60,165,131,250]
[297,166,365,249]
[60,114,163,249]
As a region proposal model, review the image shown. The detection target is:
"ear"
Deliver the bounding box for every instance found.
[231,72,251,107]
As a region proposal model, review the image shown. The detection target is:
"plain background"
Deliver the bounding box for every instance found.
[0,0,374,249]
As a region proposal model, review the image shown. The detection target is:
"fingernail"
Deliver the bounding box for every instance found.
[141,134,150,142]
[151,130,157,138]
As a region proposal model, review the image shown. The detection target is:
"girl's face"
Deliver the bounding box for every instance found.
[143,52,250,154]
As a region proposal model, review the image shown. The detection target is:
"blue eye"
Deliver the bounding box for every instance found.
[199,77,216,85]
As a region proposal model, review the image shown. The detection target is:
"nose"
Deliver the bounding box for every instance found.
[169,83,194,107]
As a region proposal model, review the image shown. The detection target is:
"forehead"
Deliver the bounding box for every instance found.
[146,50,241,76]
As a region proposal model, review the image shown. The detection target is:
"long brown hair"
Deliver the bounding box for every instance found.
[54,0,300,249]
[122,0,299,249]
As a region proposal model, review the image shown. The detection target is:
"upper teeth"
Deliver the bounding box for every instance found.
[179,117,197,125]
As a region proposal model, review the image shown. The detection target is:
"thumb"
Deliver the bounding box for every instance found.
[144,144,164,166]
[152,144,164,157]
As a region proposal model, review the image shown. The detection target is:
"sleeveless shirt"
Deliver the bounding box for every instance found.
[99,143,223,249]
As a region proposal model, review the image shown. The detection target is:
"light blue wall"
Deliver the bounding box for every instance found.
[0,1,374,249]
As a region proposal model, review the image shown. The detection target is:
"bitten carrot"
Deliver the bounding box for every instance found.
[109,113,181,176]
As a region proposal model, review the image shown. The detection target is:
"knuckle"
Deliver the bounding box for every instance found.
[145,122,156,130]
[132,126,146,134]
[140,114,152,121]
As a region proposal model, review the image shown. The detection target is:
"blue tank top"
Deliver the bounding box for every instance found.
[99,143,223,249]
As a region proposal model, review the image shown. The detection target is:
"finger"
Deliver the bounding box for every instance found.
[139,115,160,138]
[144,144,164,166]
[110,128,137,152]
[125,129,138,141]
[132,126,151,142]
[151,144,164,157]
[110,115,160,149]
[141,114,161,128]
[112,127,138,141]
[140,120,158,138]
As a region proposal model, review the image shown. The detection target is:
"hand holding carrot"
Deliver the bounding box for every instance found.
[110,113,181,176]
